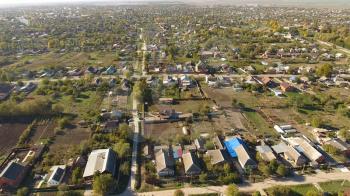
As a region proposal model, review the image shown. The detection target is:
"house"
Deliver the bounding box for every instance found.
[213,136,225,150]
[101,120,119,133]
[103,66,117,75]
[325,139,350,157]
[285,137,325,165]
[182,152,201,175]
[183,144,197,153]
[155,149,175,177]
[194,137,206,152]
[272,142,306,167]
[83,148,117,179]
[0,161,28,188]
[160,109,179,119]
[205,75,218,87]
[19,82,36,93]
[256,145,276,162]
[280,82,295,92]
[0,83,13,100]
[47,165,66,186]
[180,75,193,88]
[224,137,256,169]
[274,125,297,134]
[206,149,228,166]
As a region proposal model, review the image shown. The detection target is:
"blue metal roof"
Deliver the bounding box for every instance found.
[224,137,244,158]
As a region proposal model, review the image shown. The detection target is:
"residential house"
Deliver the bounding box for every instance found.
[83,148,117,179]
[182,152,202,175]
[224,137,256,169]
[155,149,175,177]
[325,139,350,157]
[213,136,225,150]
[47,165,66,186]
[274,124,297,134]
[285,137,325,165]
[272,142,306,167]
[0,161,28,188]
[103,66,117,75]
[280,82,295,92]
[256,145,276,162]
[206,149,228,166]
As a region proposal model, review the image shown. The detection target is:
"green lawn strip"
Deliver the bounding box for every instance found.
[319,180,350,194]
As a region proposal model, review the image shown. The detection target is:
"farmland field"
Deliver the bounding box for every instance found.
[0,121,31,156]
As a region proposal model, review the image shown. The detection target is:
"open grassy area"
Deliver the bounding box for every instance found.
[243,109,276,137]
[319,180,350,194]
[266,184,319,196]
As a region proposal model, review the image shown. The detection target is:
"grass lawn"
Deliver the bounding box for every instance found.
[243,110,275,136]
[319,180,350,194]
[266,184,318,196]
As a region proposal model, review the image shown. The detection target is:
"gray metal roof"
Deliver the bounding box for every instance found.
[83,148,117,178]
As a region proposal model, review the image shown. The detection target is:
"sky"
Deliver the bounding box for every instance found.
[0,0,349,7]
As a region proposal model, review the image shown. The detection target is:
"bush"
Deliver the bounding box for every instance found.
[174,189,185,196]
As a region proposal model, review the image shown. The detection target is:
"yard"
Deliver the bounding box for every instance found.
[0,121,31,156]
[265,184,319,196]
[319,180,350,194]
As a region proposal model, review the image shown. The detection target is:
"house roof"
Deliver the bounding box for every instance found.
[213,136,224,149]
[182,152,201,174]
[206,149,228,165]
[195,137,206,150]
[49,166,66,183]
[325,139,350,152]
[280,82,292,89]
[83,148,117,178]
[235,145,256,168]
[0,161,26,181]
[256,145,276,161]
[286,137,323,163]
[224,137,244,158]
[155,149,174,173]
[261,77,272,85]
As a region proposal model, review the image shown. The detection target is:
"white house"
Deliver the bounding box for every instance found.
[47,165,66,186]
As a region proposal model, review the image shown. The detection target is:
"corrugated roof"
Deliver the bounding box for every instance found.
[182,152,201,174]
[83,148,117,178]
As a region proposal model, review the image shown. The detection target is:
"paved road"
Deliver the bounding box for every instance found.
[137,170,350,196]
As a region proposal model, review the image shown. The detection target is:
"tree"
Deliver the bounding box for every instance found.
[93,174,116,195]
[267,186,292,196]
[16,187,29,196]
[253,191,261,196]
[199,172,208,183]
[276,164,288,177]
[258,163,271,177]
[311,116,321,128]
[113,141,130,158]
[339,129,350,141]
[119,162,130,175]
[316,64,333,77]
[71,167,83,184]
[306,190,320,196]
[173,190,185,196]
[226,184,240,196]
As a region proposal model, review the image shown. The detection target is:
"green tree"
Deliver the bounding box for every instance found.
[16,187,29,196]
[93,174,116,195]
[276,164,288,177]
[316,64,333,77]
[71,167,83,184]
[119,162,130,175]
[306,190,320,196]
[173,189,185,196]
[252,191,261,196]
[226,184,240,196]
[199,172,208,183]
